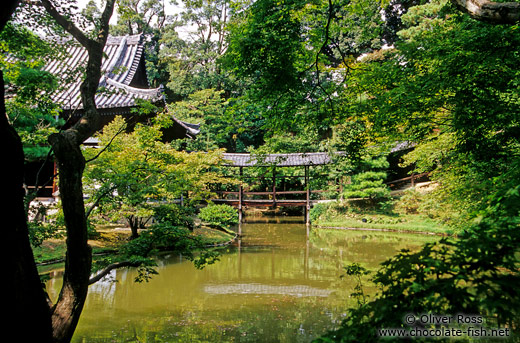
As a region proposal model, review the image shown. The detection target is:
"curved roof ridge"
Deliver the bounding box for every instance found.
[106,34,142,45]
[104,36,128,78]
[105,77,163,99]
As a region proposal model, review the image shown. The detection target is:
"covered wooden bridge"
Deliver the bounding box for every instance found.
[213,152,343,224]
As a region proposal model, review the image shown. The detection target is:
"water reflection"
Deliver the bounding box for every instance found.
[44,216,437,342]
[204,283,332,297]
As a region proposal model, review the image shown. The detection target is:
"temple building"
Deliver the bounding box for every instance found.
[24,34,199,198]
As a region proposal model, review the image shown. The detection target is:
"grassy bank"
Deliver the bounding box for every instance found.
[315,213,451,235]
[311,200,454,236]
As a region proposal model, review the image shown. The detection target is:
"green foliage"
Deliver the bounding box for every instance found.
[343,171,390,199]
[394,186,458,230]
[400,132,456,174]
[341,263,371,307]
[1,23,63,162]
[26,201,64,247]
[394,188,422,214]
[342,153,391,204]
[110,0,166,35]
[225,0,308,95]
[310,202,334,223]
[335,0,520,225]
[317,181,520,342]
[251,131,322,154]
[159,0,231,97]
[83,115,233,234]
[198,204,238,230]
[313,4,520,339]
[353,0,520,161]
[28,221,63,248]
[222,0,392,134]
[169,89,266,153]
[401,133,510,228]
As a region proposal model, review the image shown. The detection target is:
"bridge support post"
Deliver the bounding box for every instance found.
[272,166,276,208]
[238,167,243,224]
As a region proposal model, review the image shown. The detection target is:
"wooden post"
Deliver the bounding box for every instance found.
[305,165,310,225]
[272,166,276,208]
[411,172,416,187]
[52,161,59,198]
[238,167,243,224]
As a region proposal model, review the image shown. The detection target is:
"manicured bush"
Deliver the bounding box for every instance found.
[198,204,238,230]
[342,171,391,201]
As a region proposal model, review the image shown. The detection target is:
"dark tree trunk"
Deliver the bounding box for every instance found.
[45,45,112,343]
[128,215,140,239]
[2,1,54,341]
[36,1,116,341]
[48,132,92,343]
[3,70,54,342]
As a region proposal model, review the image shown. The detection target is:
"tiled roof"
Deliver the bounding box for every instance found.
[222,152,344,167]
[43,34,164,111]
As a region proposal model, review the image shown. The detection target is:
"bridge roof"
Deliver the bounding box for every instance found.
[222,152,343,167]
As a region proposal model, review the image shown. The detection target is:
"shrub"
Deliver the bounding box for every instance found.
[198,204,238,230]
[394,188,422,214]
[153,204,195,230]
[309,202,333,222]
[342,171,391,201]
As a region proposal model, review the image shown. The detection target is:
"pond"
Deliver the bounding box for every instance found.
[45,216,438,343]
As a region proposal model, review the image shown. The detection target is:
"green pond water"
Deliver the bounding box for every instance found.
[45,216,438,343]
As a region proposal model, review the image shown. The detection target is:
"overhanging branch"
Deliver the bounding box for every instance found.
[452,0,520,24]
[88,261,140,285]
[39,0,92,48]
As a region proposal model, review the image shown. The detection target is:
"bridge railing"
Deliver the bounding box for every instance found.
[212,189,338,208]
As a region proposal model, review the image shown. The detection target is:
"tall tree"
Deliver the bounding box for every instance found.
[3,0,54,342]
[111,0,167,35]
[160,0,232,97]
[5,0,116,341]
[37,1,117,339]
[222,0,390,137]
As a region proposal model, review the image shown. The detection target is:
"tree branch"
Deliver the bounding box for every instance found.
[84,120,127,164]
[39,0,92,48]
[88,261,140,285]
[84,184,117,219]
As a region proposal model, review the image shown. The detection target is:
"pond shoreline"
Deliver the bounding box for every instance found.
[35,215,449,270]
[314,225,454,237]
[35,225,236,269]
